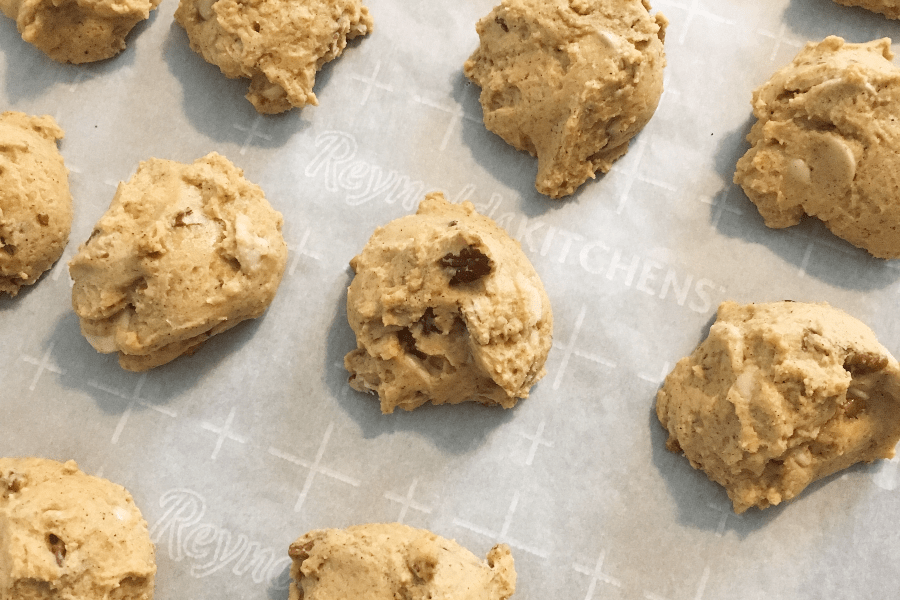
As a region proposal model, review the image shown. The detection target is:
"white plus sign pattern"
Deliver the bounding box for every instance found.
[2,1,900,599]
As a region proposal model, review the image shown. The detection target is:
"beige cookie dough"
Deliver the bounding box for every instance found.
[69,152,287,371]
[656,300,900,513]
[0,457,156,600]
[174,0,372,114]
[833,0,900,19]
[734,36,900,258]
[0,112,71,297]
[288,523,516,600]
[464,0,667,199]
[344,192,553,413]
[0,0,160,63]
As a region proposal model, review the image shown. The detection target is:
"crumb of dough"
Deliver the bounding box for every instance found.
[344,192,553,413]
[68,152,287,371]
[464,0,667,199]
[656,300,900,513]
[734,36,900,258]
[832,0,900,19]
[174,0,373,114]
[0,0,161,63]
[288,523,515,600]
[0,457,156,600]
[0,111,71,296]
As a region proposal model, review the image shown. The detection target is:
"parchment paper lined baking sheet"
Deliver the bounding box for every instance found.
[2,1,900,598]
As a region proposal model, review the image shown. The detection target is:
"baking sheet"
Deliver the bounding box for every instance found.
[3,0,900,598]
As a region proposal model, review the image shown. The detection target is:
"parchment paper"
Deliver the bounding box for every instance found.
[2,1,900,598]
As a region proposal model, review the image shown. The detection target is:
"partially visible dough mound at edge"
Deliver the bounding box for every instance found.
[463,0,667,199]
[288,523,516,600]
[733,36,900,258]
[0,457,156,600]
[832,0,900,19]
[69,152,287,371]
[344,192,553,413]
[656,300,900,513]
[0,112,72,296]
[0,0,161,63]
[173,0,373,114]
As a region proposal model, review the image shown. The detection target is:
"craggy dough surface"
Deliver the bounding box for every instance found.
[0,0,160,63]
[288,523,515,600]
[69,152,287,371]
[0,111,71,297]
[464,0,667,198]
[0,457,156,600]
[734,36,900,258]
[833,0,900,19]
[657,301,900,513]
[345,192,553,413]
[174,0,373,113]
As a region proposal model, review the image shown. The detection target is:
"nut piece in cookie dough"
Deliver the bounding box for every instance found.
[464,0,667,199]
[174,0,373,114]
[0,457,156,600]
[344,192,553,413]
[832,0,900,19]
[656,301,900,513]
[69,152,287,371]
[0,112,71,297]
[0,0,161,63]
[288,523,516,600]
[734,36,900,258]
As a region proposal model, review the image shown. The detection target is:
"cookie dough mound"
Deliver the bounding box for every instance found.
[69,152,287,371]
[174,0,373,114]
[0,112,71,297]
[0,458,156,600]
[833,0,900,19]
[288,523,516,600]
[734,36,900,258]
[0,0,161,63]
[656,300,900,513]
[344,192,553,413]
[464,0,667,199]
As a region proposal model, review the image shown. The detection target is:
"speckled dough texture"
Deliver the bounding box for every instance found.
[464,0,667,199]
[734,36,900,258]
[344,192,553,413]
[656,301,900,513]
[69,152,287,371]
[174,0,372,114]
[0,112,71,297]
[833,0,900,19]
[288,523,516,600]
[0,0,160,63]
[0,457,156,600]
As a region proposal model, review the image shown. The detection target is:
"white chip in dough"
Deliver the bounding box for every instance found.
[464,0,667,198]
[174,0,373,114]
[734,36,900,258]
[656,301,900,513]
[0,458,156,600]
[69,152,287,371]
[288,523,516,600]
[345,192,553,413]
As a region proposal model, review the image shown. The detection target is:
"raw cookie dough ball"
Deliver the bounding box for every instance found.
[734,36,900,258]
[0,0,160,63]
[344,192,553,413]
[174,0,373,114]
[0,112,71,297]
[464,0,667,199]
[832,0,900,19]
[288,523,516,600]
[0,458,156,600]
[656,300,900,513]
[69,152,287,371]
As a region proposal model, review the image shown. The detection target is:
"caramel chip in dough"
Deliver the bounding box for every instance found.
[657,301,900,513]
